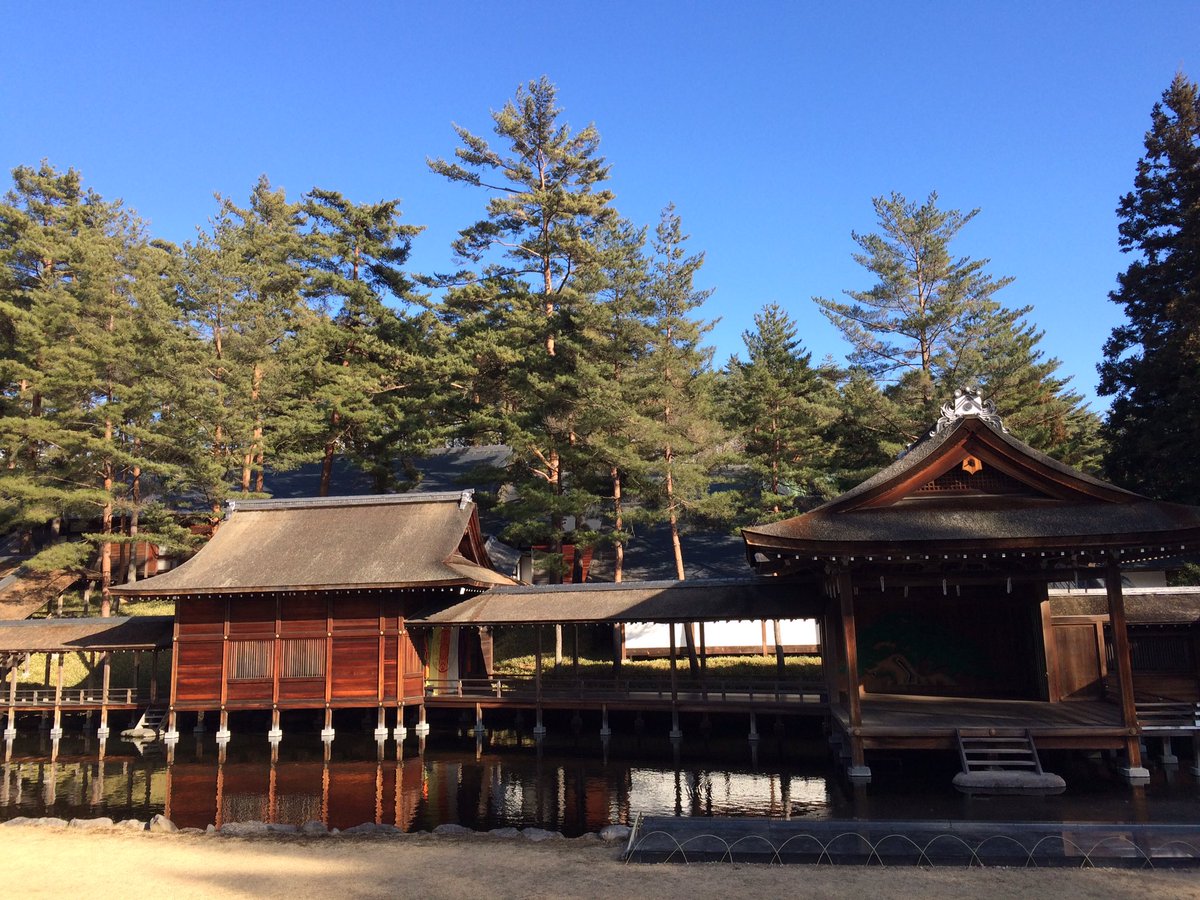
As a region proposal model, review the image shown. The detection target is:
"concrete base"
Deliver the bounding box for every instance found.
[96,726,109,739]
[1119,766,1151,784]
[532,725,547,736]
[392,726,407,741]
[163,730,180,746]
[847,765,872,784]
[49,727,63,740]
[600,727,612,738]
[2,728,15,741]
[1162,752,1179,766]
[320,727,336,742]
[414,722,430,737]
[669,729,683,740]
[267,728,283,743]
[1190,764,1200,778]
[953,770,1066,795]
[215,729,231,744]
[373,727,389,741]
[193,723,206,734]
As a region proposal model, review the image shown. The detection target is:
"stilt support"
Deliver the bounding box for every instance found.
[533,706,546,737]
[393,704,407,742]
[600,704,611,738]
[415,704,430,737]
[320,707,335,743]
[374,707,389,742]
[669,708,682,741]
[748,711,759,741]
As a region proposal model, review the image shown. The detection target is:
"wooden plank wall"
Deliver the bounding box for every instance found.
[173,590,430,711]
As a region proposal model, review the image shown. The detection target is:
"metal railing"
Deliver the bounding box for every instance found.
[425,675,827,706]
[7,687,145,706]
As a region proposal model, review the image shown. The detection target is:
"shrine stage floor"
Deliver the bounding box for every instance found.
[831,692,1129,751]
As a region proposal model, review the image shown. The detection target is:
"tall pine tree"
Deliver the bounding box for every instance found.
[1099,72,1200,501]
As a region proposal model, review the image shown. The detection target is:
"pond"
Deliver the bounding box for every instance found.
[2,720,1198,836]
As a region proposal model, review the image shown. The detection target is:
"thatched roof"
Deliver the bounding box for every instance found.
[0,615,173,652]
[113,492,513,597]
[410,578,823,625]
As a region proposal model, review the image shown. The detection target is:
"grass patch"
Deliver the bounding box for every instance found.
[12,648,171,692]
[34,590,175,618]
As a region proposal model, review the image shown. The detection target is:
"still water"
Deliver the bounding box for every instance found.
[2,723,1199,835]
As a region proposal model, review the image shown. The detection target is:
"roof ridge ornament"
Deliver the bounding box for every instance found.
[931,387,1007,437]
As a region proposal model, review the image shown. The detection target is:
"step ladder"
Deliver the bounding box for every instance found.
[132,705,167,735]
[955,727,1045,774]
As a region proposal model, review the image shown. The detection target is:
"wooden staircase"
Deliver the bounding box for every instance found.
[125,704,167,738]
[953,728,1065,794]
[956,728,1045,774]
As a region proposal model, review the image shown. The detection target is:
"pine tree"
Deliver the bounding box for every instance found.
[1099,72,1200,501]
[0,162,188,612]
[300,188,438,494]
[429,77,616,575]
[721,303,840,522]
[814,192,1014,437]
[642,205,723,578]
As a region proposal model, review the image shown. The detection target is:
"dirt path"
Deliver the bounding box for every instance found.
[4,827,1200,899]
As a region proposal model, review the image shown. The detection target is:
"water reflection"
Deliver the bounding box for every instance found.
[2,731,1199,836]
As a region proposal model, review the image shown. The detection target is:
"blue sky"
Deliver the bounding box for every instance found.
[2,1,1197,409]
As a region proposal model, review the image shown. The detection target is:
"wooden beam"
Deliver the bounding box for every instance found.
[1106,555,1142,769]
[837,570,864,767]
[669,623,678,705]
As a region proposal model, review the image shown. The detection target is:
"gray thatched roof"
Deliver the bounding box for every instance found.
[113,492,513,597]
[0,616,173,652]
[410,578,823,625]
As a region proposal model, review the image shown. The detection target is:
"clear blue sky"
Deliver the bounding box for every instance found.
[3,1,1197,409]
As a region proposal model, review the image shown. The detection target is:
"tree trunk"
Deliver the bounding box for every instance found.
[773,619,786,678]
[127,460,140,583]
[612,466,624,584]
[100,428,113,618]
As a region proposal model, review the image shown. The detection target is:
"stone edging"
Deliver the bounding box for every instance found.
[0,815,632,844]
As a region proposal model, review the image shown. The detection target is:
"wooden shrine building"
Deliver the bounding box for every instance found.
[743,388,1200,781]
[112,491,512,745]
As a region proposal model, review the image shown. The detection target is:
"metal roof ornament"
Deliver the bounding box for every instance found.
[931,387,1008,437]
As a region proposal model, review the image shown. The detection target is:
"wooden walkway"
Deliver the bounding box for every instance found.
[424,676,829,715]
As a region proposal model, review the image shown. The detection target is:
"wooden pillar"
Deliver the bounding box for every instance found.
[698,623,707,673]
[51,652,64,739]
[612,625,623,684]
[149,649,159,703]
[837,570,868,779]
[5,661,17,758]
[133,652,142,700]
[99,652,111,737]
[534,626,545,736]
[668,623,678,705]
[773,619,786,680]
[1107,555,1145,776]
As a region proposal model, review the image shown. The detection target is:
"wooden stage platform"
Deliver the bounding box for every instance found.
[832,693,1129,751]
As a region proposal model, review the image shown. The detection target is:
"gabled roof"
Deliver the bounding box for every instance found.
[409,578,823,625]
[113,492,514,597]
[743,392,1200,561]
[0,616,173,653]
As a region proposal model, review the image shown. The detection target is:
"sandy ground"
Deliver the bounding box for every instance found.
[4,827,1200,899]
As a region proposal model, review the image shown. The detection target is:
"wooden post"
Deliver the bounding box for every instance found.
[149,649,159,703]
[612,625,622,685]
[133,652,142,701]
[837,570,868,780]
[99,652,111,737]
[534,626,545,736]
[669,623,678,704]
[699,623,707,674]
[5,661,17,759]
[51,652,64,739]
[1107,555,1146,777]
[773,619,786,680]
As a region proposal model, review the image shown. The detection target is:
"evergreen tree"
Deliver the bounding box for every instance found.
[722,303,840,522]
[429,76,616,575]
[0,162,187,612]
[1099,72,1200,501]
[300,189,439,494]
[814,192,1014,436]
[642,205,723,578]
[572,217,657,581]
[181,177,313,504]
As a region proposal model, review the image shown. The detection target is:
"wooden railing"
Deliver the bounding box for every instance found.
[7,687,144,706]
[425,675,827,706]
[1136,701,1200,733]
